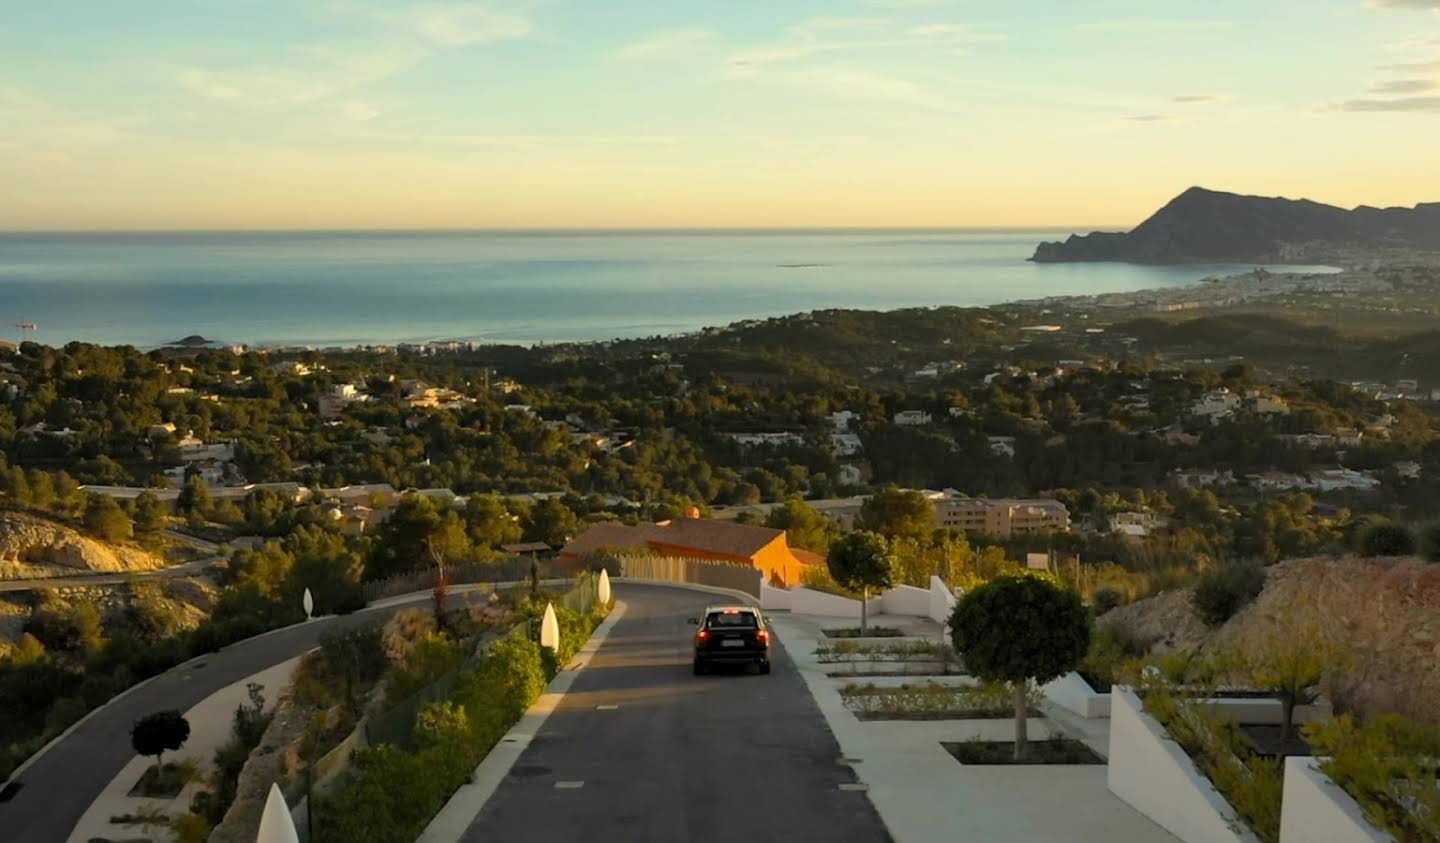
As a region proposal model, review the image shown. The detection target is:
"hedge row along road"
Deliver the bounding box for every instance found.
[459,584,891,842]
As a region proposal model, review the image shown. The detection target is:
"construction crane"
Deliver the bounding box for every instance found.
[14,321,37,346]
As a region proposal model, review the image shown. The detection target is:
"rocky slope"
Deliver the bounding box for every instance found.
[1032,187,1440,264]
[0,511,167,580]
[1105,555,1440,726]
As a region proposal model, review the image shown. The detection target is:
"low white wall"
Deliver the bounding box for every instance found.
[927,575,957,626]
[1107,687,1261,843]
[879,584,930,616]
[1280,757,1393,843]
[1195,698,1327,726]
[760,579,792,611]
[1042,671,1111,719]
[788,586,863,619]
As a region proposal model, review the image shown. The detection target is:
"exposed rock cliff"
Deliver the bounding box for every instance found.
[1032,187,1440,264]
[0,511,167,580]
[1106,555,1440,726]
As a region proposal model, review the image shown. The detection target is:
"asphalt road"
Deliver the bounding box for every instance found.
[460,584,892,843]
[1,592,436,843]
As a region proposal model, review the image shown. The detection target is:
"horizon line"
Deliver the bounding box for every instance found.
[0,224,1121,236]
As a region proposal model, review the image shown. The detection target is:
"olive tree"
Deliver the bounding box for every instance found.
[826,531,894,636]
[131,709,191,773]
[949,575,1091,759]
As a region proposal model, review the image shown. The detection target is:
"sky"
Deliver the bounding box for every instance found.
[2,0,1439,230]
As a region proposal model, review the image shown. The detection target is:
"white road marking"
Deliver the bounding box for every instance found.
[554,781,585,789]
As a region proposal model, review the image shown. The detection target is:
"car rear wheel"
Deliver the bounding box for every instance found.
[759,660,771,675]
[693,658,706,676]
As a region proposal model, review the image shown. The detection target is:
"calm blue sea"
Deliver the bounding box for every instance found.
[0,230,1335,348]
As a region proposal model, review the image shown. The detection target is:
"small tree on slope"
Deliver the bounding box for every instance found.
[949,575,1091,760]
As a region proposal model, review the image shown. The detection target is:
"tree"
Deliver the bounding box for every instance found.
[949,575,1091,759]
[463,492,522,551]
[765,495,835,553]
[177,474,209,520]
[858,486,936,538]
[131,709,191,772]
[525,498,578,548]
[83,493,133,542]
[132,490,167,534]
[319,625,386,714]
[1231,606,1347,741]
[826,531,894,635]
[425,510,469,622]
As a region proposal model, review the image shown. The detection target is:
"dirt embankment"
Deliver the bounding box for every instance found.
[0,511,167,580]
[1105,556,1440,726]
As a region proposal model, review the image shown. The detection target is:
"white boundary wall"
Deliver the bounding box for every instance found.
[1042,671,1112,719]
[783,581,955,621]
[788,585,863,618]
[927,576,956,626]
[879,584,930,615]
[1279,757,1393,843]
[1107,687,1261,843]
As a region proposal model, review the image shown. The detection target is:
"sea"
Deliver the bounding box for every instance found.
[0,230,1338,349]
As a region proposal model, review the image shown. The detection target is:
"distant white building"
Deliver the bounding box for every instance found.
[724,432,805,447]
[830,433,863,457]
[1191,389,1242,422]
[1170,468,1235,488]
[893,410,932,426]
[1109,511,1168,538]
[987,436,1017,458]
[827,410,859,432]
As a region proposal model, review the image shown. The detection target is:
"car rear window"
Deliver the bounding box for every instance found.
[706,611,758,628]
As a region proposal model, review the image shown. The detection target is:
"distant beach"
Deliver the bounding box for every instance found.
[0,230,1338,348]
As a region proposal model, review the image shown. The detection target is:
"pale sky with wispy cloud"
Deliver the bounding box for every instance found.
[2,0,1438,229]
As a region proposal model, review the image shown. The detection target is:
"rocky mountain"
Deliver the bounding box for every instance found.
[1031,187,1440,264]
[0,511,167,580]
[1105,555,1440,727]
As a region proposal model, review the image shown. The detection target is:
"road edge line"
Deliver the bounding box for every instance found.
[415,599,630,843]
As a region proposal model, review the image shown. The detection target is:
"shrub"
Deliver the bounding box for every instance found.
[1192,563,1265,627]
[1142,679,1283,842]
[1080,621,1152,691]
[1306,713,1440,843]
[1358,523,1415,557]
[1419,523,1440,563]
[1091,587,1124,614]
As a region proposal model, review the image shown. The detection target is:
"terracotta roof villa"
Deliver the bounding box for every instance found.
[558,515,819,587]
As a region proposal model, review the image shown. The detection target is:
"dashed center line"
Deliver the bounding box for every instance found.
[554,781,585,789]
[596,704,619,710]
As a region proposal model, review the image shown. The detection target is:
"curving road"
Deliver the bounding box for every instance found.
[1,590,441,843]
[459,584,891,843]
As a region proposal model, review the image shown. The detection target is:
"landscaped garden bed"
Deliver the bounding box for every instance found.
[841,681,1041,721]
[942,737,1103,765]
[814,639,962,676]
[128,761,193,798]
[822,626,904,639]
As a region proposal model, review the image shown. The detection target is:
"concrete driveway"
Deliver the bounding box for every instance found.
[458,583,891,843]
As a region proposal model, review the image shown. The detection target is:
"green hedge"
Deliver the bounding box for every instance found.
[315,599,610,843]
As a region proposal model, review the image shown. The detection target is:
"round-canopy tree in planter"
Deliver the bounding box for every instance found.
[949,575,1091,759]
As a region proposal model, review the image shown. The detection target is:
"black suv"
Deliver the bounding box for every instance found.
[690,605,771,675]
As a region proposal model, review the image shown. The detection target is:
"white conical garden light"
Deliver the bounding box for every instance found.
[540,602,560,652]
[256,783,299,843]
[302,587,314,620]
[597,568,611,606]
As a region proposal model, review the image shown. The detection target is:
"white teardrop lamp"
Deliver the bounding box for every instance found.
[302,587,314,620]
[540,602,560,652]
[597,568,611,606]
[256,782,300,843]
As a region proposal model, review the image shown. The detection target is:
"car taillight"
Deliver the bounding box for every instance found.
[696,629,709,642]
[756,629,769,644]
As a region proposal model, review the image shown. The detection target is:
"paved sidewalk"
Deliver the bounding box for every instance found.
[67,655,303,843]
[772,611,1178,843]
